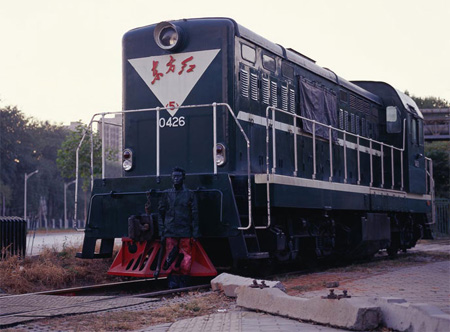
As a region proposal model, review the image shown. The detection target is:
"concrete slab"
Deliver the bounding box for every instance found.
[236,286,381,331]
[369,297,450,332]
[165,312,347,332]
[210,273,285,297]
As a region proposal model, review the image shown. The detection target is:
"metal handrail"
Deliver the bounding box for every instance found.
[265,105,406,176]
[425,157,435,225]
[74,103,254,232]
[263,106,409,229]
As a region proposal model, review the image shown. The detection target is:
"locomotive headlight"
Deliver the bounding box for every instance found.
[122,148,133,171]
[154,22,183,51]
[215,143,226,166]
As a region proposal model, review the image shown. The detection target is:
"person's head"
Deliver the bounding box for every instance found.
[171,167,185,187]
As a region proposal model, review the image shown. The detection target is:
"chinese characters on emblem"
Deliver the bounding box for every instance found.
[166,56,176,74]
[151,55,196,85]
[179,56,195,74]
[151,61,164,84]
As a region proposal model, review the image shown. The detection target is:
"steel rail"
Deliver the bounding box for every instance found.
[2,278,210,298]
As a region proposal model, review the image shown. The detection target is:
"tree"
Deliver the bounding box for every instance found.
[57,124,103,221]
[405,91,450,108]
[29,121,71,219]
[56,123,102,191]
[425,141,450,199]
[0,180,12,215]
[1,106,35,216]
[0,106,69,218]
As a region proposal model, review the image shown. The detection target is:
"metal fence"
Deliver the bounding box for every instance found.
[433,198,450,236]
[26,219,86,230]
[1,216,26,258]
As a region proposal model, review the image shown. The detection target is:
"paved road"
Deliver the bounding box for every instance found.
[300,260,450,314]
[26,231,122,255]
[26,231,85,255]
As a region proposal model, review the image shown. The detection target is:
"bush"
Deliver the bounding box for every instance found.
[425,141,450,198]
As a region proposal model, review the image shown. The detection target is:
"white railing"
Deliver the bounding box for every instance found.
[425,157,435,225]
[74,103,254,230]
[74,103,434,233]
[262,105,412,229]
[266,106,406,186]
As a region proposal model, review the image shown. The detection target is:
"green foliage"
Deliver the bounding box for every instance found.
[56,123,102,192]
[405,91,450,108]
[0,106,69,217]
[425,141,450,199]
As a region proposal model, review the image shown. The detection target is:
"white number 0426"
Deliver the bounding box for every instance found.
[159,116,185,128]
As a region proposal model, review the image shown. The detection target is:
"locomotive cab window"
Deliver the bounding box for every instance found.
[241,44,256,63]
[418,119,424,145]
[411,117,418,144]
[386,106,401,133]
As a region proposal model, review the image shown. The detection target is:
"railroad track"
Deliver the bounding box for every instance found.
[3,276,212,297]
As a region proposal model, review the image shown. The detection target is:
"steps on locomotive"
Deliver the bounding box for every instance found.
[231,178,269,260]
[240,214,269,259]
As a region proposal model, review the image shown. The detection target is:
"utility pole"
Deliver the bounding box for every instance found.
[24,170,38,223]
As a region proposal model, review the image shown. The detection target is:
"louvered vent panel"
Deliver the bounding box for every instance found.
[271,81,278,107]
[344,111,349,131]
[356,115,360,135]
[351,113,355,133]
[339,109,344,129]
[350,94,370,114]
[289,88,295,113]
[362,118,367,137]
[262,78,270,104]
[282,86,288,111]
[240,69,249,98]
[251,73,258,101]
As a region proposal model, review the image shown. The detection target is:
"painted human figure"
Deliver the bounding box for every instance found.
[158,167,199,288]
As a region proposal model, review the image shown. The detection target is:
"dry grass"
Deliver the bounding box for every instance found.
[0,244,122,294]
[4,292,235,332]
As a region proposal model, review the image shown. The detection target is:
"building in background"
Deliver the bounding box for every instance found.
[422,108,450,141]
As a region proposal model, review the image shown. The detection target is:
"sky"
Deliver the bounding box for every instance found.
[0,0,449,125]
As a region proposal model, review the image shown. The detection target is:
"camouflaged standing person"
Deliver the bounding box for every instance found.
[158,167,200,288]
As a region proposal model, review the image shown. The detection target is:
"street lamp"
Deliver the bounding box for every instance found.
[24,170,38,222]
[64,180,76,228]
